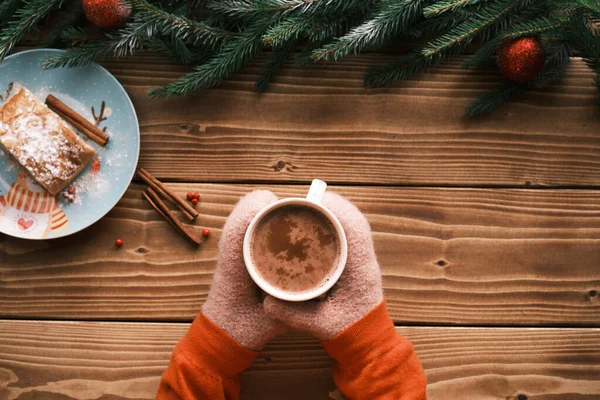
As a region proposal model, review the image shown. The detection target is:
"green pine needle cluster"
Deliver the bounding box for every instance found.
[0,0,65,60]
[0,0,599,115]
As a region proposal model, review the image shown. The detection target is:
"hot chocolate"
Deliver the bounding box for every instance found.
[250,205,340,293]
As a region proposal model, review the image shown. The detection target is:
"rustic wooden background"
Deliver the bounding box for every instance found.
[0,51,599,399]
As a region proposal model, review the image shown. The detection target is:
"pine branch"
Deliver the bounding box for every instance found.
[517,0,556,17]
[467,43,571,116]
[423,0,488,18]
[422,0,531,59]
[42,6,87,48]
[364,0,523,87]
[208,0,315,20]
[533,43,571,87]
[55,26,91,46]
[564,9,600,74]
[144,35,212,64]
[413,10,473,36]
[293,41,324,66]
[209,0,364,20]
[313,0,423,63]
[263,17,312,47]
[0,0,23,29]
[41,21,151,69]
[149,18,273,98]
[308,6,370,43]
[0,0,65,61]
[190,0,208,9]
[263,6,367,48]
[461,16,567,69]
[129,0,236,48]
[460,39,498,69]
[256,40,296,91]
[364,52,433,87]
[577,0,600,13]
[467,81,525,116]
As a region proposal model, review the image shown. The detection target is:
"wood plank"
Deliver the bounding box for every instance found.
[1,184,599,326]
[0,320,598,399]
[92,53,600,187]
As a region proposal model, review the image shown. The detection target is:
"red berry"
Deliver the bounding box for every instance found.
[68,185,76,194]
[191,198,199,206]
[202,229,210,237]
[193,193,200,200]
[186,193,194,201]
[115,239,123,247]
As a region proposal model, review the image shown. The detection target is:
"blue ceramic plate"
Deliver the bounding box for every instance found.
[0,49,139,239]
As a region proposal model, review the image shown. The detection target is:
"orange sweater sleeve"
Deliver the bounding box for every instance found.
[157,313,258,400]
[322,301,427,400]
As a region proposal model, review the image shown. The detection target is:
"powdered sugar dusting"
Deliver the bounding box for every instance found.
[0,87,93,192]
[16,113,76,182]
[66,168,109,205]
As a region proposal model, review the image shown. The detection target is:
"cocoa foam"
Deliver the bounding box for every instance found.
[249,204,341,294]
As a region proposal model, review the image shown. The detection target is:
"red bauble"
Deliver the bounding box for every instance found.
[83,0,131,30]
[496,37,545,82]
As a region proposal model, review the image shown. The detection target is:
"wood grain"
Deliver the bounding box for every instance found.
[0,320,598,399]
[1,183,598,325]
[93,53,600,187]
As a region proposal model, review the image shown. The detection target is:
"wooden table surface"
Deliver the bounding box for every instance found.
[1,51,599,399]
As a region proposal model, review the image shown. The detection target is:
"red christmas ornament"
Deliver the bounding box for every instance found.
[83,0,131,30]
[496,37,545,82]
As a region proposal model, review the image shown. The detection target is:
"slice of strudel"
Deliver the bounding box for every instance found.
[0,87,96,196]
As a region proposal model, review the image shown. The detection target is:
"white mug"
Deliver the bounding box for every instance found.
[243,179,348,302]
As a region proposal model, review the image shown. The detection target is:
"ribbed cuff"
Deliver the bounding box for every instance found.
[178,313,259,376]
[321,301,398,365]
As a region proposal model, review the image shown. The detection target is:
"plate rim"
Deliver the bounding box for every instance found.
[0,48,141,240]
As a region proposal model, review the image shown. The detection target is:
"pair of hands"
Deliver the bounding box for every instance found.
[203,190,383,351]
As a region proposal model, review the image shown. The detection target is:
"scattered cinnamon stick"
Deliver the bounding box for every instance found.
[138,168,198,220]
[46,94,109,146]
[138,169,194,220]
[143,188,202,246]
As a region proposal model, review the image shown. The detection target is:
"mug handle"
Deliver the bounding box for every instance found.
[306,179,327,204]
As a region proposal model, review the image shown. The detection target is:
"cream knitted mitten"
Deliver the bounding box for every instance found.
[203,190,287,350]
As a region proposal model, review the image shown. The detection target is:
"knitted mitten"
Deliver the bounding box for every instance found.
[203,190,287,350]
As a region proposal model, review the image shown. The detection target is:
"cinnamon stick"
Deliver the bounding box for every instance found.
[143,188,202,246]
[54,110,107,146]
[138,168,198,220]
[138,170,194,220]
[46,94,109,146]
